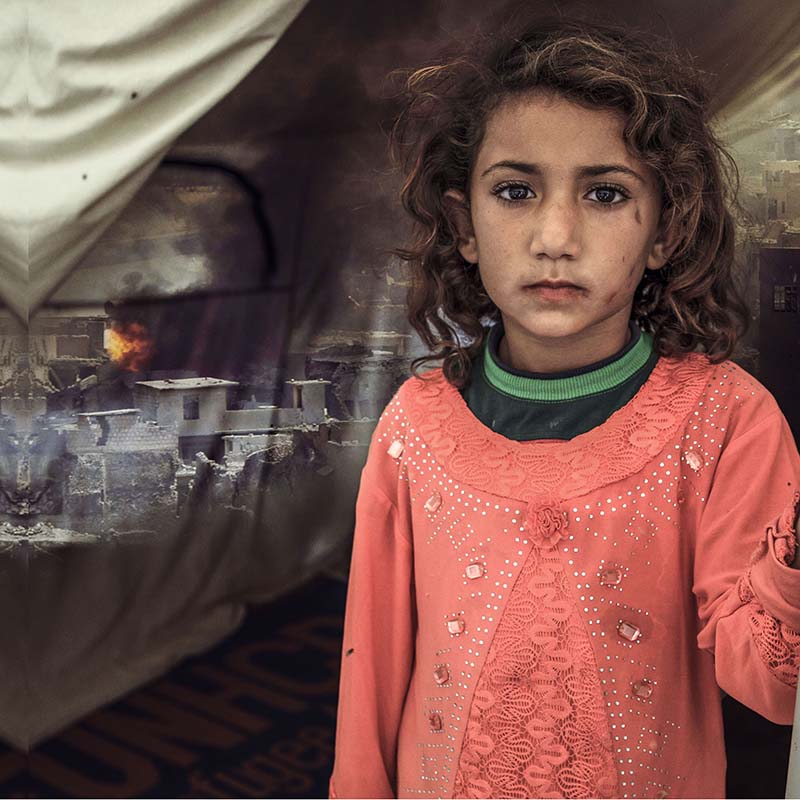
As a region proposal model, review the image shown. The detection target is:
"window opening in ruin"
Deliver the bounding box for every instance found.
[183,395,199,420]
[96,416,110,446]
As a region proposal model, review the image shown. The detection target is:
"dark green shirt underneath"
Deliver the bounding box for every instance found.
[459,319,659,442]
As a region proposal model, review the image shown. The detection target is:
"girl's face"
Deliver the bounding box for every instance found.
[446,91,679,373]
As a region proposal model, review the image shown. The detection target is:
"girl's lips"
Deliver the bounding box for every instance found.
[524,284,583,300]
[527,283,581,289]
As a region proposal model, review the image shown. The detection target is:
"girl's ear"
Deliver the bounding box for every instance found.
[646,212,683,271]
[443,189,478,264]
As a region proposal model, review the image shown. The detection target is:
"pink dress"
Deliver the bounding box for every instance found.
[330,351,800,798]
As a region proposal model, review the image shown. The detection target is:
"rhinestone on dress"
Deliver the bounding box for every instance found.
[446,618,465,635]
[632,678,654,699]
[424,492,442,512]
[387,439,404,458]
[428,713,443,731]
[599,567,622,586]
[685,450,703,471]
[617,620,641,642]
[433,666,450,685]
[465,563,484,580]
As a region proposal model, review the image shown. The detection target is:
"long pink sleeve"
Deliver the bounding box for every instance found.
[694,404,800,724]
[330,420,417,798]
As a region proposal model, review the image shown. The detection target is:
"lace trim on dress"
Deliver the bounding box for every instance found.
[452,532,617,798]
[403,354,715,504]
[749,600,800,688]
[737,571,800,688]
[735,489,800,687]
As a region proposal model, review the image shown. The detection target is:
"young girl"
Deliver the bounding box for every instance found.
[330,16,800,800]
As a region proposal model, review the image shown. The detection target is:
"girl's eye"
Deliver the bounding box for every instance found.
[493,183,533,203]
[491,182,631,206]
[587,184,630,205]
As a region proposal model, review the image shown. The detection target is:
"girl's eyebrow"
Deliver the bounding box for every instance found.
[480,160,646,184]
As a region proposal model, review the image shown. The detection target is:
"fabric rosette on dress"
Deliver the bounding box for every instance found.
[524,497,569,548]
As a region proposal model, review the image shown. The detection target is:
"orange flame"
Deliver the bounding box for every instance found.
[105,321,155,372]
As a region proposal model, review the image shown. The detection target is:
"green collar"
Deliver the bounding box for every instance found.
[482,323,655,401]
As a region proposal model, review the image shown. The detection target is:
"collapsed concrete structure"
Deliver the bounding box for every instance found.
[0,359,404,534]
[0,284,416,536]
[131,376,331,463]
[63,409,179,524]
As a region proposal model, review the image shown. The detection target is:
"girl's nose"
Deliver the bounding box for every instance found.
[528,197,581,261]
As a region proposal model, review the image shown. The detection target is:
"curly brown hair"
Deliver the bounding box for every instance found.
[388,13,752,390]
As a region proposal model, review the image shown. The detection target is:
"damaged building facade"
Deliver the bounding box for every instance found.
[0,352,406,534]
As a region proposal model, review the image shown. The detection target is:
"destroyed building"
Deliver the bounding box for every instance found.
[133,376,331,463]
[304,330,413,420]
[0,290,408,535]
[57,409,179,526]
[0,310,108,431]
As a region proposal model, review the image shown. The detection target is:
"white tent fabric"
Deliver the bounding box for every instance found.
[0,0,309,322]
